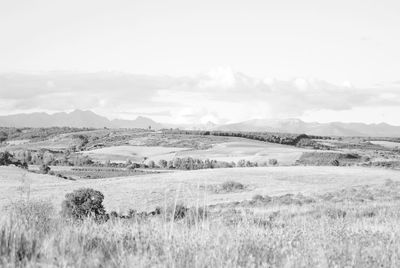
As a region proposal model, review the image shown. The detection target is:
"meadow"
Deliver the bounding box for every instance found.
[2,179,400,267]
[2,165,400,213]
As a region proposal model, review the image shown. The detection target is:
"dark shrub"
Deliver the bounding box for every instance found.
[155,204,188,220]
[221,181,245,192]
[61,188,107,221]
[324,208,347,219]
[330,159,340,166]
[109,211,119,218]
[268,159,278,166]
[252,194,272,204]
[173,204,188,220]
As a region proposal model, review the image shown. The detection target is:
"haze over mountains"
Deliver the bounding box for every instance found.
[0,110,399,137]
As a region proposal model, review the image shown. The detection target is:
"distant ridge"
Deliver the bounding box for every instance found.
[0,110,162,129]
[214,118,400,137]
[0,110,399,137]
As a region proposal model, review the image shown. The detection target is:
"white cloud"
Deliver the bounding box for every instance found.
[0,71,400,124]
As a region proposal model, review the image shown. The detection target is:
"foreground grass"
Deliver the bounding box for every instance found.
[2,182,400,267]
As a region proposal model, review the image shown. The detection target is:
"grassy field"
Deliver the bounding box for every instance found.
[2,129,400,267]
[2,179,400,267]
[1,165,400,213]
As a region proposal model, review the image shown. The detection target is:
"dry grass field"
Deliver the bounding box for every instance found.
[1,165,399,213]
[2,168,400,267]
[80,145,190,163]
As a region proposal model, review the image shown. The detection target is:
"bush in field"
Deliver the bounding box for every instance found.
[330,159,340,166]
[153,204,188,220]
[0,151,14,165]
[269,159,278,166]
[61,188,107,221]
[221,181,245,192]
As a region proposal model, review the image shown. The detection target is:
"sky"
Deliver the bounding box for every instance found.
[1,0,400,125]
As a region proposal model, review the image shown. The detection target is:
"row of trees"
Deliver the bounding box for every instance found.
[0,151,28,169]
[11,149,94,167]
[0,127,94,142]
[4,148,279,171]
[162,129,330,146]
[151,157,278,170]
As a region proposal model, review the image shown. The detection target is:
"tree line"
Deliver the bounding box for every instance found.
[162,129,331,146]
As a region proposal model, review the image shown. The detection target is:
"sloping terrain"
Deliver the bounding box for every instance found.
[370,140,400,149]
[80,145,190,163]
[176,140,317,165]
[1,166,399,213]
[79,139,319,165]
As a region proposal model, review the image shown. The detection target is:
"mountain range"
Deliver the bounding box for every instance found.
[0,110,399,137]
[0,110,162,130]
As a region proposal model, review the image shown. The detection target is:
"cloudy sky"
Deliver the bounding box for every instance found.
[1,0,400,125]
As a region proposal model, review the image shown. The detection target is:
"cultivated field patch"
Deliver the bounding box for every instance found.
[176,140,319,165]
[80,145,190,163]
[370,140,400,149]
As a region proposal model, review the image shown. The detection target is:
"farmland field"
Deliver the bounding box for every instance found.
[80,139,322,165]
[80,145,190,163]
[370,140,400,149]
[176,140,317,165]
